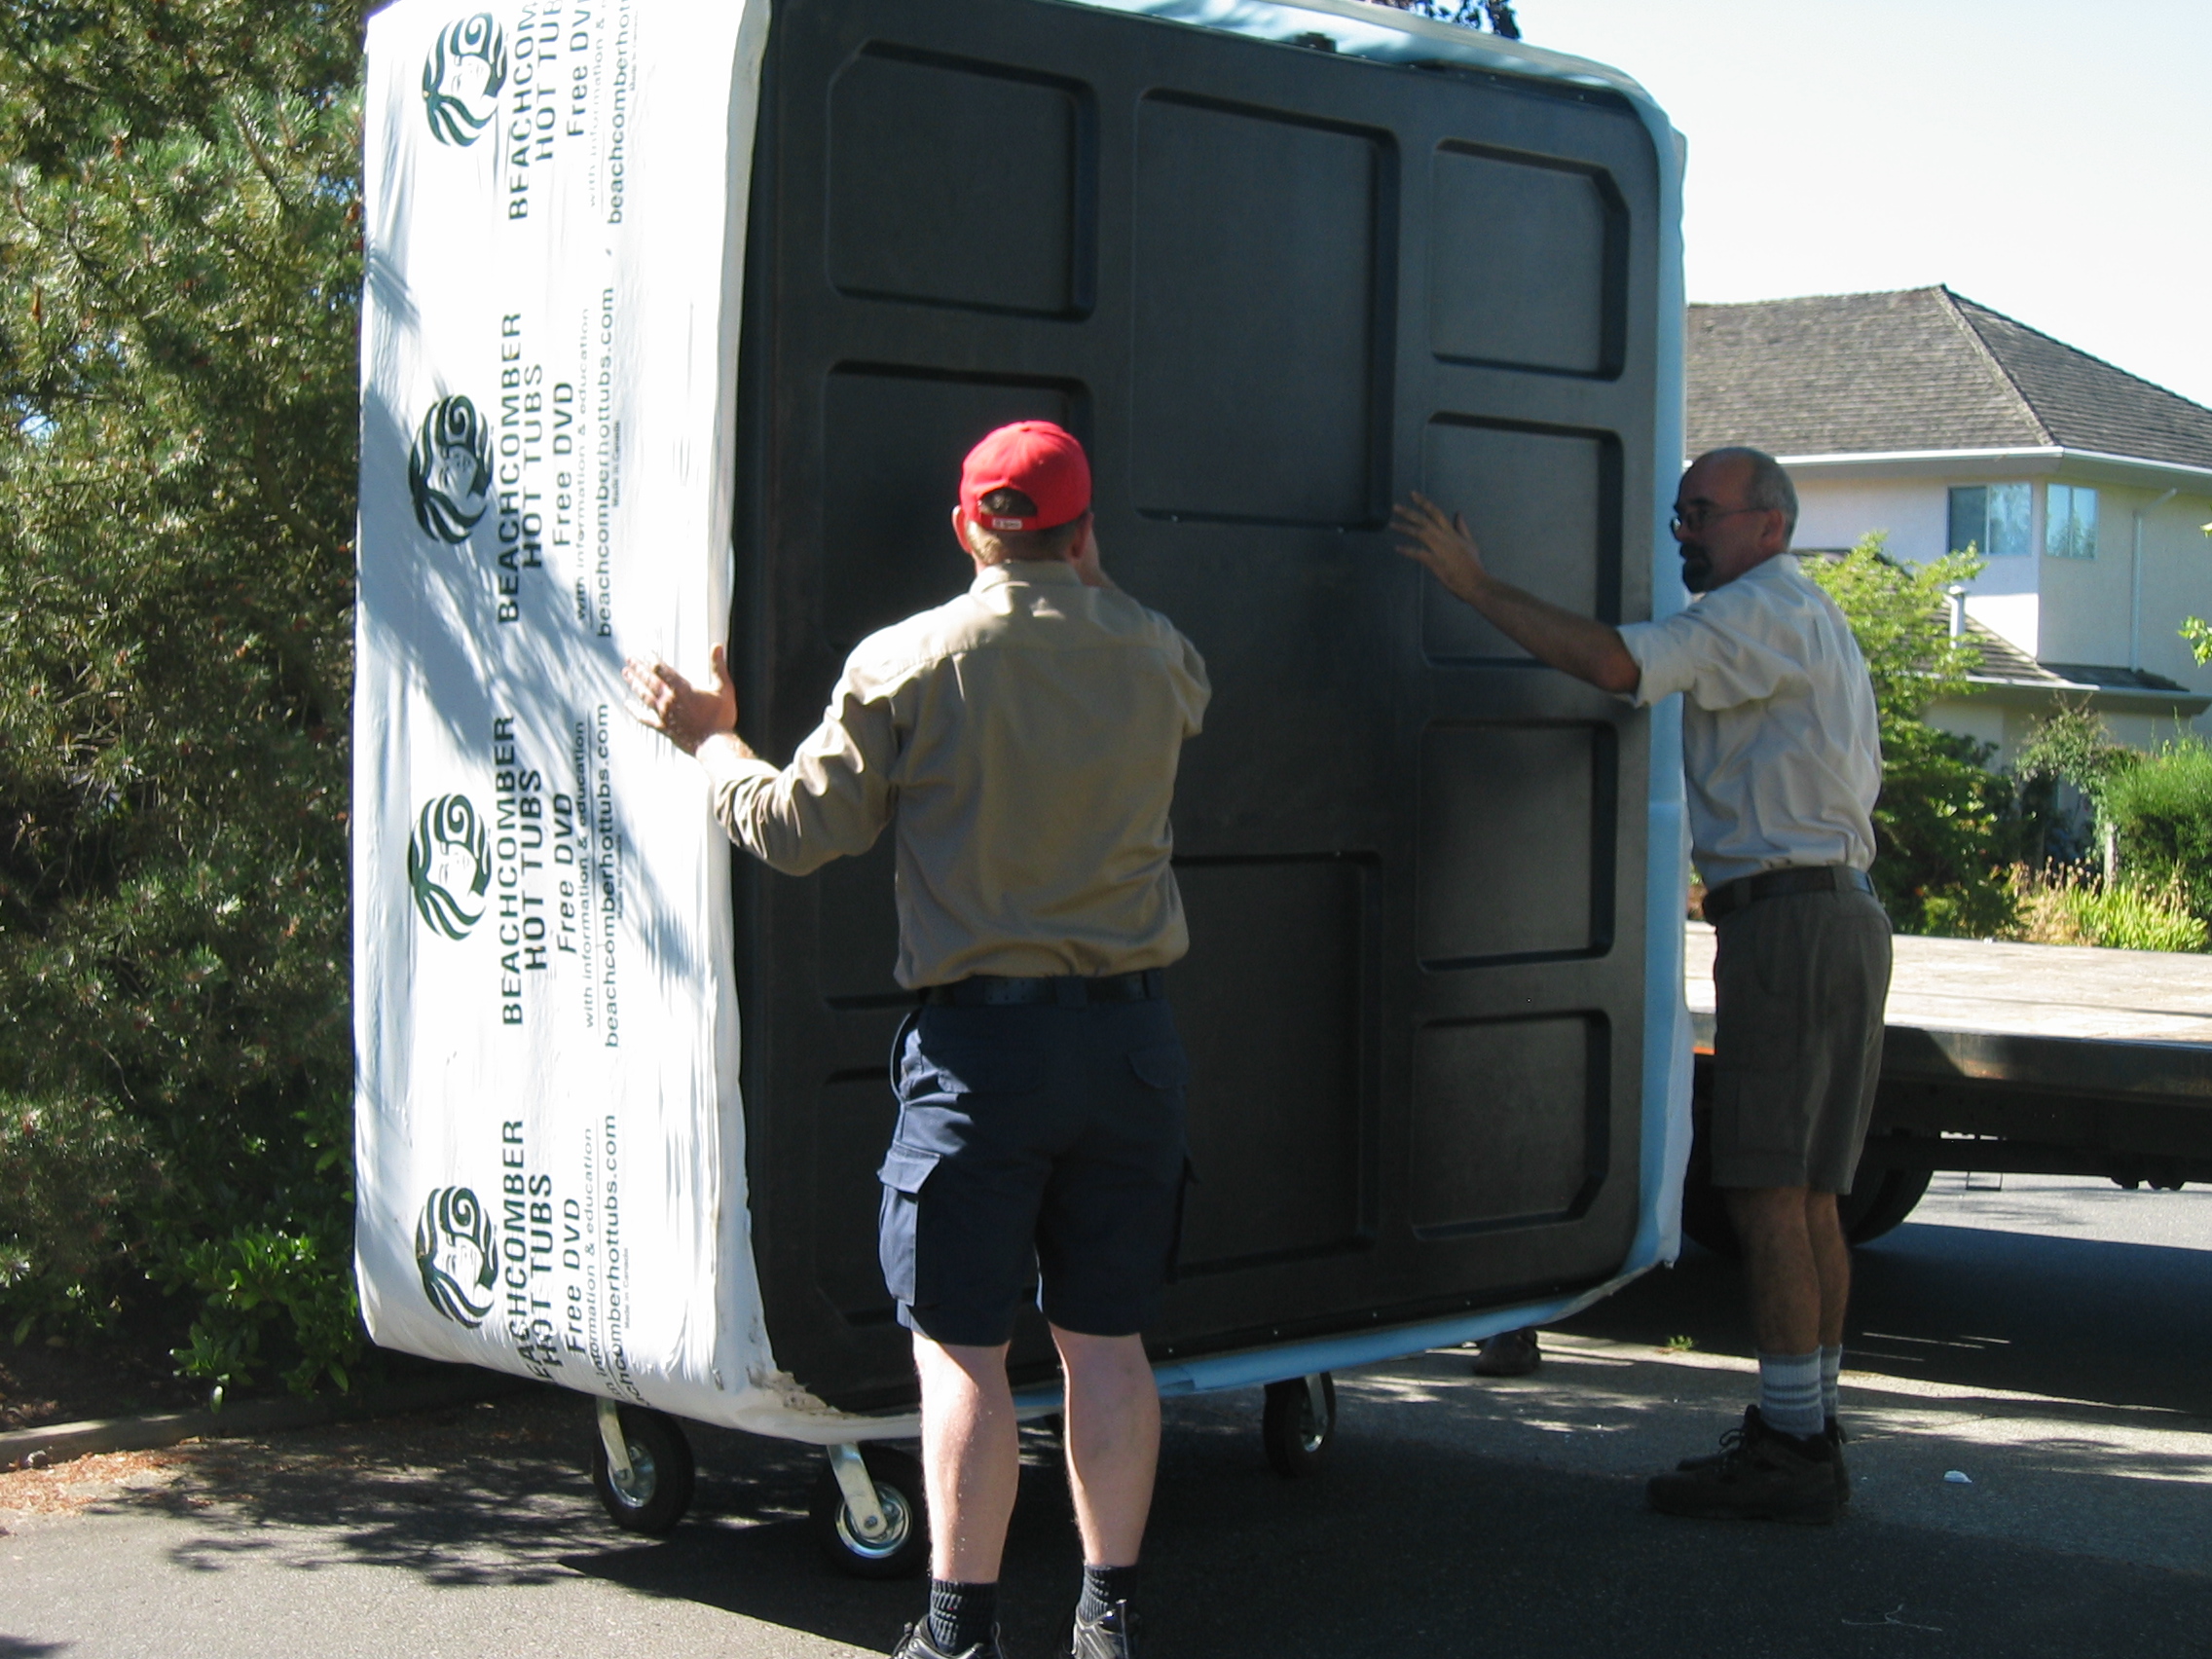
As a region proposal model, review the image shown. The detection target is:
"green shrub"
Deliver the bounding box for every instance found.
[2099,740,2212,922]
[1803,536,2021,938]
[2013,700,2139,868]
[0,1091,164,1334]
[2009,865,2207,952]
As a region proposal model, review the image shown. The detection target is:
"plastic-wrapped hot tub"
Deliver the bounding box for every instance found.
[355,0,1693,1567]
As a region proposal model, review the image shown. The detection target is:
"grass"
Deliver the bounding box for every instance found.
[2006,865,2208,953]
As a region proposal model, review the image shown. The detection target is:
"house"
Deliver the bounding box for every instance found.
[1688,286,2212,763]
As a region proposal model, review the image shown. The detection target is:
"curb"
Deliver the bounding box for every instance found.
[0,1368,540,1472]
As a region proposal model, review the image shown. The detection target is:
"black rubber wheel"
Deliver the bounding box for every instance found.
[809,1445,930,1579]
[1841,1165,1933,1244]
[1677,1160,1741,1257]
[1679,1123,1932,1256]
[588,1406,695,1534]
[1262,1374,1337,1479]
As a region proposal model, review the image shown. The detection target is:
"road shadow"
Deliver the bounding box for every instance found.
[46,1365,2202,1656]
[567,1385,2206,1659]
[1562,1222,2212,1415]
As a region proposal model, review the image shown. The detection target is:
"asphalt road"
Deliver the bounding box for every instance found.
[4,1173,2206,1658]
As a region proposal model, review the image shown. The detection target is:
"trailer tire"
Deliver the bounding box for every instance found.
[1679,1158,1931,1256]
[589,1406,696,1534]
[1841,1165,1932,1245]
[1677,1161,1740,1258]
[1262,1374,1336,1478]
[810,1446,929,1579]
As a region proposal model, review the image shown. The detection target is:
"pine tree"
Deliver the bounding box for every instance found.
[0,1,366,1393]
[1363,0,1523,39]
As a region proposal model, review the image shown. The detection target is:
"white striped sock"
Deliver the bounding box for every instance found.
[1757,1349,1825,1438]
[1820,1346,1843,1420]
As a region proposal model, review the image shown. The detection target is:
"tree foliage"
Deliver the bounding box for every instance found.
[1801,537,2019,938]
[0,1,365,1392]
[1363,0,1522,39]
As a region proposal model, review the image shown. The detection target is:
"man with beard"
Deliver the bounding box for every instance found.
[1392,446,1888,1526]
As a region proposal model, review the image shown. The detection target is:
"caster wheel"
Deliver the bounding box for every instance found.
[809,1445,929,1579]
[589,1405,695,1534]
[1262,1373,1336,1479]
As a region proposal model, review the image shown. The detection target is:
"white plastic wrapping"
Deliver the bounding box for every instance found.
[354,0,890,1440]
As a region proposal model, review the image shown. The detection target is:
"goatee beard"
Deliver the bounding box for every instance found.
[1679,547,1714,593]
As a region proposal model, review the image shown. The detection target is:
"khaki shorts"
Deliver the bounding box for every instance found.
[1710,887,1893,1192]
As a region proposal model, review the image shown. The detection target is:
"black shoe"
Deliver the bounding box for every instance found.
[1069,1599,1138,1658]
[1649,1406,1838,1524]
[1470,1327,1542,1378]
[893,1621,1003,1659]
[1674,1410,1851,1504]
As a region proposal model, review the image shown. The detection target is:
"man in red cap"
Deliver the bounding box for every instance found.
[626,421,1208,1659]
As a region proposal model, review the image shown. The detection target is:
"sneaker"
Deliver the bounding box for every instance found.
[1470,1328,1542,1378]
[892,1621,1003,1659]
[1069,1599,1138,1658]
[1675,1411,1851,1506]
[1648,1406,1839,1524]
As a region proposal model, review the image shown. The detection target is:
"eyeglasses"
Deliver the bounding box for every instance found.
[1670,504,1766,535]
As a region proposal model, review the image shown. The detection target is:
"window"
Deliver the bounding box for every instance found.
[2046,483,2098,559]
[1947,483,2030,557]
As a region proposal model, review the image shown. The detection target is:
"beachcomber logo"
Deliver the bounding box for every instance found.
[408,793,492,940]
[415,1186,498,1327]
[408,394,494,542]
[422,15,508,147]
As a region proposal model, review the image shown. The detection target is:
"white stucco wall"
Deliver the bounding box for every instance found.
[1791,477,1949,563]
[2125,490,2212,691]
[1792,474,2043,653]
[1788,469,2212,755]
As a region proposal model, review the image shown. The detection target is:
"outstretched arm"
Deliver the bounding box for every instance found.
[1391,494,1641,696]
[625,644,895,875]
[623,643,756,760]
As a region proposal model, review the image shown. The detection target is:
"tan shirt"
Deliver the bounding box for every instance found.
[696,560,1210,988]
[1616,552,1881,890]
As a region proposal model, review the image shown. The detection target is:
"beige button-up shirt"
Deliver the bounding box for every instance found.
[1617,552,1881,890]
[696,560,1210,988]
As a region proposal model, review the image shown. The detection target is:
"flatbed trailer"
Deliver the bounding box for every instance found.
[1680,923,2212,1252]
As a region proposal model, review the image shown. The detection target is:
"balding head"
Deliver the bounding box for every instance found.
[1673,447,1796,592]
[1696,447,1798,540]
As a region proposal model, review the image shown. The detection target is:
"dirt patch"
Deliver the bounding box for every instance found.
[0,1444,195,1527]
[0,1334,208,1430]
[0,1387,589,1534]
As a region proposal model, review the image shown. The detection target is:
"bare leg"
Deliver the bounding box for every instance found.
[1051,1327,1160,1568]
[913,1335,1019,1582]
[1804,1190,1851,1348]
[1725,1185,1825,1354]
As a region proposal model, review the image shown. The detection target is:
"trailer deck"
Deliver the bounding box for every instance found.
[1680,922,2212,1244]
[1687,921,2212,1047]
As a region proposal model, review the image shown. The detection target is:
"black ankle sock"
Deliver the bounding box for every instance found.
[928,1579,997,1653]
[1078,1563,1139,1623]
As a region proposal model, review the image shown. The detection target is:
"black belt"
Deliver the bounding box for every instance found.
[922,970,1165,1008]
[1702,865,1874,925]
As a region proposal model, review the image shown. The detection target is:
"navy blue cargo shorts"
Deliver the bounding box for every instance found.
[877,995,1191,1348]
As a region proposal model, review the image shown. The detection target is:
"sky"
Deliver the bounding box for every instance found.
[1514,0,2212,408]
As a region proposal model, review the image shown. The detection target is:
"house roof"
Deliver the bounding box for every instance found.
[1688,287,2212,472]
[1959,615,2208,710]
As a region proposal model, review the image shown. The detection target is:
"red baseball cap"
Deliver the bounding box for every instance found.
[959,421,1091,533]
